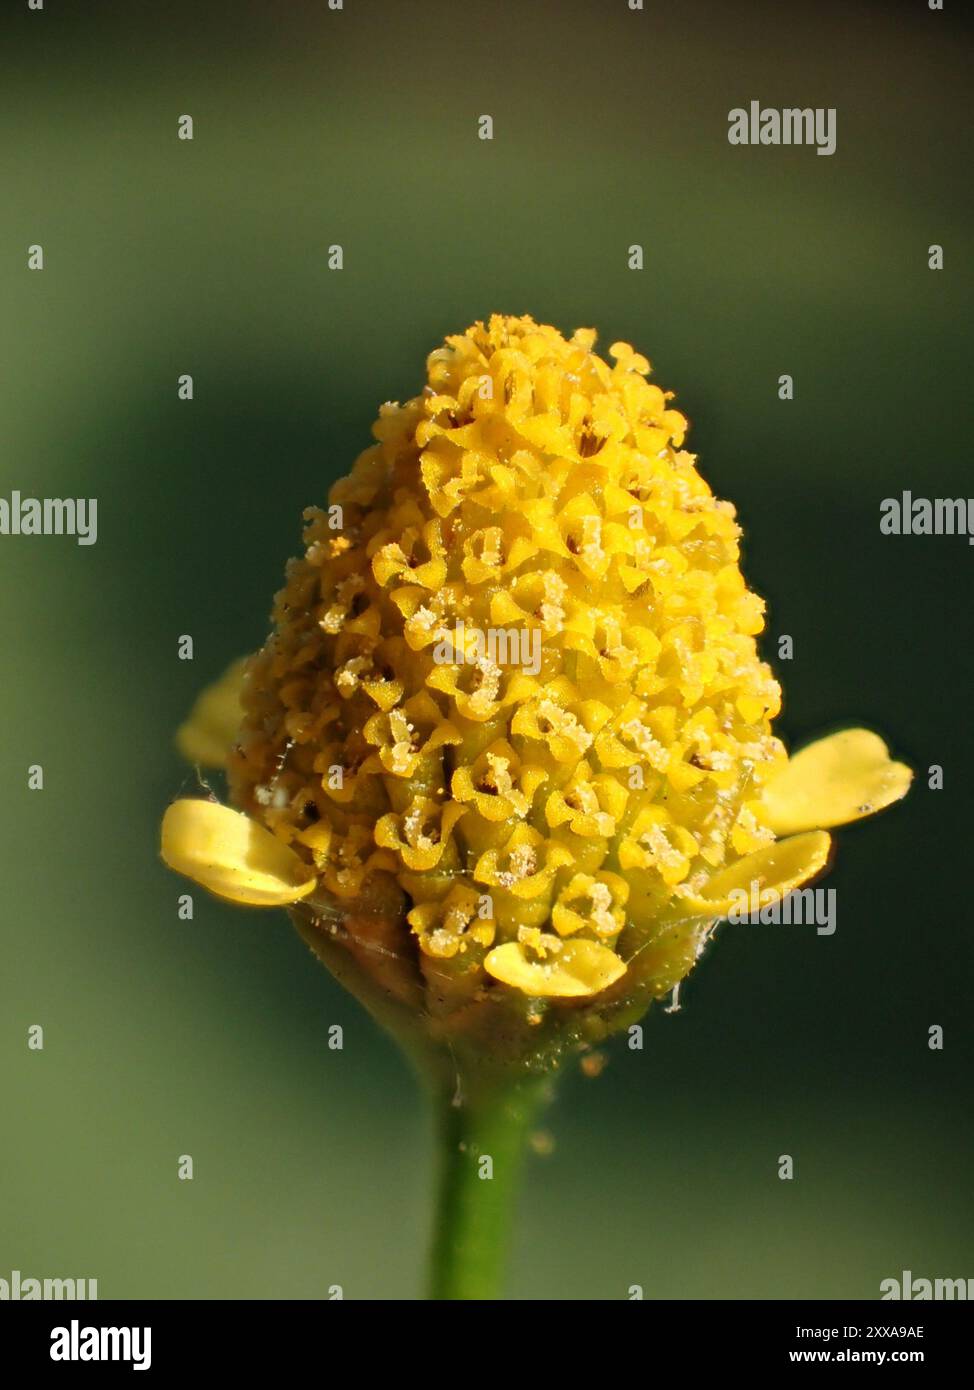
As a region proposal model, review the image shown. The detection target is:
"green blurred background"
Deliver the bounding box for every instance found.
[2,0,971,1299]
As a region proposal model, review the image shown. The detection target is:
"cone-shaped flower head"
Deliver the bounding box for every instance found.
[163,315,911,1070]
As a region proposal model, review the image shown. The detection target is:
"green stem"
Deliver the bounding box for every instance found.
[428,1072,548,1300]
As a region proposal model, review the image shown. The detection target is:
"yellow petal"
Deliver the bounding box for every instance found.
[484,938,627,998]
[176,659,248,768]
[161,800,316,906]
[678,830,831,916]
[761,729,912,836]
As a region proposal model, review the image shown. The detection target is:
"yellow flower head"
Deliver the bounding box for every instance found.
[162,315,911,1068]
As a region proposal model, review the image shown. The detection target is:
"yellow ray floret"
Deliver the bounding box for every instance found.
[676,830,831,916]
[175,659,247,768]
[484,936,627,999]
[161,799,316,906]
[760,729,912,836]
